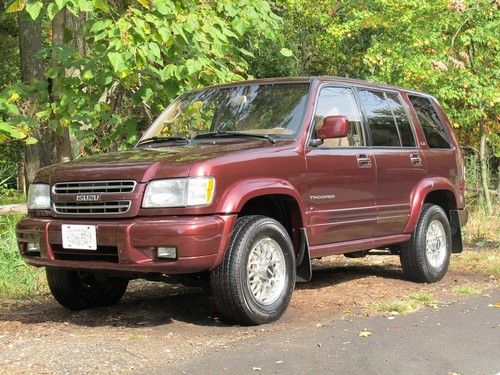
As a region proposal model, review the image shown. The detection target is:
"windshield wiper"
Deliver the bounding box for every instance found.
[193,132,275,144]
[136,136,191,147]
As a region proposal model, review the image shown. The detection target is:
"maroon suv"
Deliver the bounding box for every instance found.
[17,77,467,325]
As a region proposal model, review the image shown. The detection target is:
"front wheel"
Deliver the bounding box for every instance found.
[46,268,128,310]
[400,204,451,283]
[211,216,296,325]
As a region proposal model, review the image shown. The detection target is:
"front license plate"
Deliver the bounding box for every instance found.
[62,224,97,250]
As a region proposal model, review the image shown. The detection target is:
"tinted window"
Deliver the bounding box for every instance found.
[409,95,451,148]
[141,83,310,141]
[358,90,400,147]
[313,87,364,147]
[386,93,416,147]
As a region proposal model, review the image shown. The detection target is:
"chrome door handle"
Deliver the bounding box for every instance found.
[410,153,422,166]
[357,154,372,168]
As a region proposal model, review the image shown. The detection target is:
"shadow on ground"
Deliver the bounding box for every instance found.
[0,260,407,328]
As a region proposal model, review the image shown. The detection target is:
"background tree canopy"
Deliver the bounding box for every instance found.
[0,0,498,210]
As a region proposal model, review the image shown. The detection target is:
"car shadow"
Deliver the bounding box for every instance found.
[297,263,405,291]
[0,258,406,328]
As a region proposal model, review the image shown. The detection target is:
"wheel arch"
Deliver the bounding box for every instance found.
[217,178,306,230]
[404,177,459,234]
[212,179,308,271]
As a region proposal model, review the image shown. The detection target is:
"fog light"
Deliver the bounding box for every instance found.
[27,242,40,253]
[157,246,177,259]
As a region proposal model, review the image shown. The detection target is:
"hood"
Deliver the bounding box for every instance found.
[36,140,274,183]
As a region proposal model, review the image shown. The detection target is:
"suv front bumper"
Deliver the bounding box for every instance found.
[16,214,237,274]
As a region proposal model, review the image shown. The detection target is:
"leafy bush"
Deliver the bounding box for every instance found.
[0,215,47,298]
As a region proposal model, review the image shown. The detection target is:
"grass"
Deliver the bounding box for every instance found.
[453,285,482,296]
[462,203,500,248]
[450,249,500,275]
[0,188,25,205]
[0,214,47,299]
[366,292,437,315]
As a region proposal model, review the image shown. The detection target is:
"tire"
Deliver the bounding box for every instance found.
[210,215,296,325]
[46,268,129,310]
[400,204,451,283]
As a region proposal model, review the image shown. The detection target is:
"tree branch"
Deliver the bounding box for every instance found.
[451,17,470,49]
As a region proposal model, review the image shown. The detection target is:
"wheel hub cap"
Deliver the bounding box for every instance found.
[425,219,447,268]
[247,238,286,306]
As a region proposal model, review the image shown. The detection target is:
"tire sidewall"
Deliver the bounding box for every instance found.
[418,206,452,281]
[235,218,296,323]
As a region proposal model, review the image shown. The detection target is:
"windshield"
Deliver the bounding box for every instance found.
[140,82,310,143]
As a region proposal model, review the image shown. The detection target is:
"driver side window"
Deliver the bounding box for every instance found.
[313,87,365,147]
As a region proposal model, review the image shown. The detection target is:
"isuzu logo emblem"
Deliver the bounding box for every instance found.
[76,194,101,202]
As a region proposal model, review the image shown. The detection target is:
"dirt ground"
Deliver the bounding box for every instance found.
[0,247,497,374]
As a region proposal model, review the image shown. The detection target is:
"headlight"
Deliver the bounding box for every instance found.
[27,183,50,209]
[142,177,215,208]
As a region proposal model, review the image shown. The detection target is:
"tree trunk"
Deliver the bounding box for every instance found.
[52,10,72,163]
[19,13,43,83]
[479,124,492,214]
[66,11,88,55]
[18,12,55,185]
[17,159,25,194]
[51,10,88,163]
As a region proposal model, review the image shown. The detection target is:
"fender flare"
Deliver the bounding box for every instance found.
[216,178,307,227]
[403,177,459,234]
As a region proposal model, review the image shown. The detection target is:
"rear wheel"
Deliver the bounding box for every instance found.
[46,268,128,310]
[211,215,296,325]
[400,204,451,283]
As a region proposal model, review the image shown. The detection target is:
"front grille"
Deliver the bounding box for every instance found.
[53,180,136,194]
[53,201,131,215]
[52,244,119,263]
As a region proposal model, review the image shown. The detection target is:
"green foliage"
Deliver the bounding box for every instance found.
[0,0,498,162]
[0,188,25,205]
[1,0,282,154]
[0,82,46,143]
[0,140,23,194]
[359,0,499,154]
[0,13,20,90]
[250,0,499,158]
[0,215,47,298]
[249,0,376,78]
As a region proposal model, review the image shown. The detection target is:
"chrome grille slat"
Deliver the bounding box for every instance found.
[53,201,131,215]
[53,180,136,194]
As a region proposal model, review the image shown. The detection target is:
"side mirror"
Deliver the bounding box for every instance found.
[316,115,349,140]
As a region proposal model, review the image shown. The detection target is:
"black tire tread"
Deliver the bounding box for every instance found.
[211,215,295,325]
[400,204,451,283]
[46,268,128,310]
[211,215,257,323]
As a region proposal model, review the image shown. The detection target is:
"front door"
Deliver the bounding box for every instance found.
[305,86,377,246]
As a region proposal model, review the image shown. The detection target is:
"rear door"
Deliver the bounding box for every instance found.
[356,89,427,237]
[407,94,457,190]
[305,86,377,245]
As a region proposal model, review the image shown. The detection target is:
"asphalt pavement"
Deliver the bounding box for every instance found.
[165,290,499,375]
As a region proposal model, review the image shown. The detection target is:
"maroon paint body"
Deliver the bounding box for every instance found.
[16,76,466,275]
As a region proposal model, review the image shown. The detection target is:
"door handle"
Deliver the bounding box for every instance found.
[357,154,372,168]
[410,153,422,166]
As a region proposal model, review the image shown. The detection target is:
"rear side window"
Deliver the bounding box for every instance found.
[386,93,416,147]
[408,95,451,148]
[357,90,400,147]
